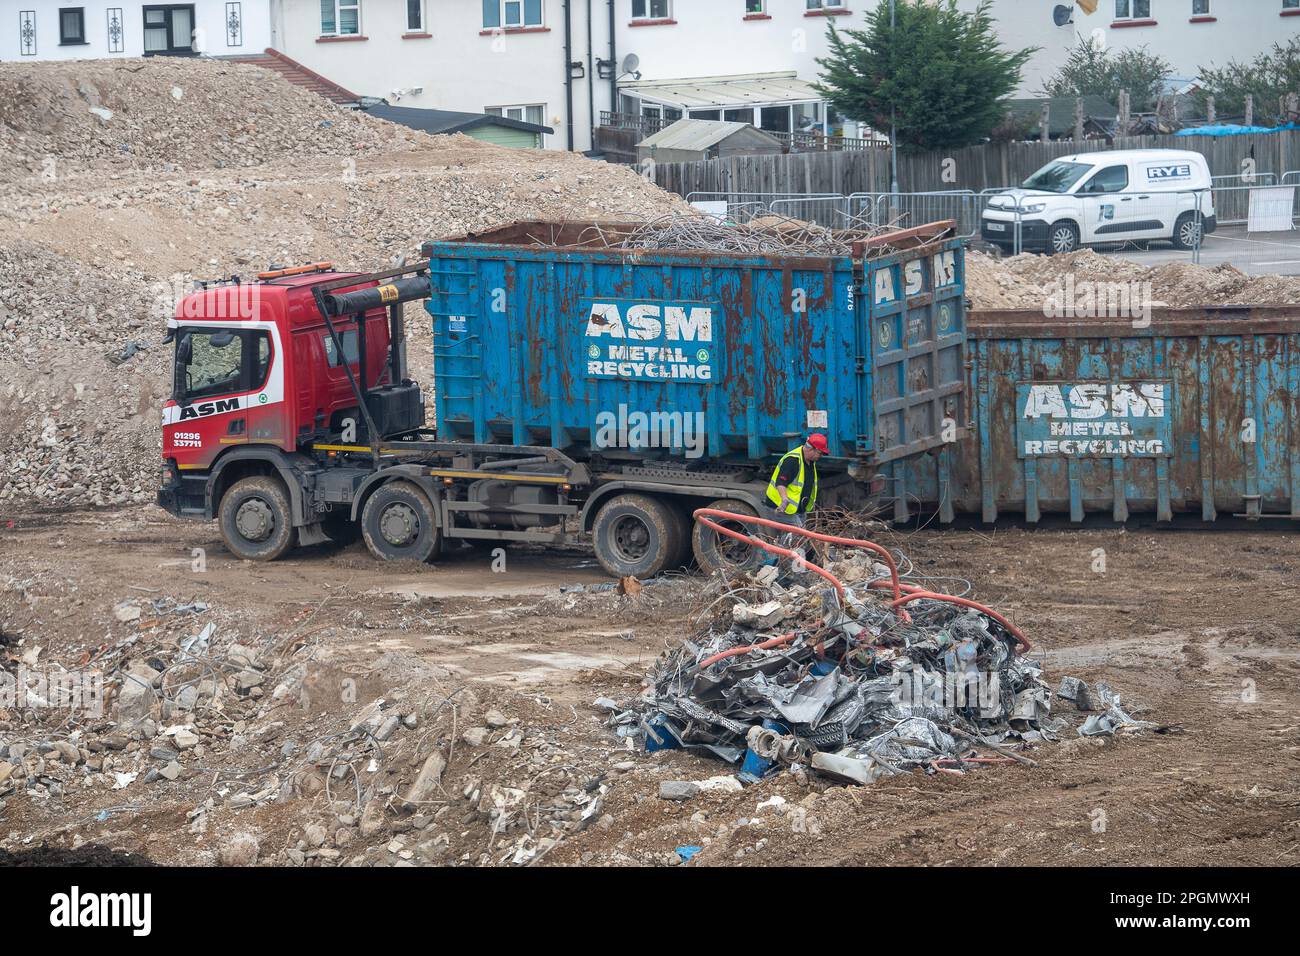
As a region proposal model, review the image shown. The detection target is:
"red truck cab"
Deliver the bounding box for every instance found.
[159,264,429,558]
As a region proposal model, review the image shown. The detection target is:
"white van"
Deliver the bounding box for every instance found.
[981,148,1216,254]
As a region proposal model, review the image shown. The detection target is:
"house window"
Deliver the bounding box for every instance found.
[487,104,546,126]
[806,0,846,10]
[1192,0,1209,13]
[746,0,765,13]
[483,0,543,29]
[143,5,196,54]
[59,7,86,45]
[1288,1,1300,8]
[1115,0,1151,17]
[320,0,361,36]
[406,0,423,31]
[632,0,670,20]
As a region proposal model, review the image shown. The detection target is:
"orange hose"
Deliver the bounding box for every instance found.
[890,590,1032,653]
[698,631,799,669]
[689,508,1033,664]
[692,508,904,606]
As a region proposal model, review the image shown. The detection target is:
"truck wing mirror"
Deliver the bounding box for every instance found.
[177,333,192,364]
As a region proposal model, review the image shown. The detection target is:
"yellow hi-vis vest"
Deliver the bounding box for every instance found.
[766,447,818,515]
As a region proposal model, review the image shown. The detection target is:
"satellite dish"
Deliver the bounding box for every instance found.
[1053,4,1074,26]
[621,53,641,75]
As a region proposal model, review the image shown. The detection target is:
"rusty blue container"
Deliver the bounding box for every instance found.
[895,306,1300,523]
[421,221,967,469]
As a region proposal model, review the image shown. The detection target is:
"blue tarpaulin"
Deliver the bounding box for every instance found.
[1177,123,1300,137]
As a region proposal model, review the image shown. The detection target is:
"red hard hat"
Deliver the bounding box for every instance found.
[806,434,829,453]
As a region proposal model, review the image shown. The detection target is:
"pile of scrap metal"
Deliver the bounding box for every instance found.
[611,509,1153,786]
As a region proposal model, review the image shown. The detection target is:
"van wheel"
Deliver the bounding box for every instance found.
[1048,222,1080,255]
[1172,212,1203,250]
[691,499,764,576]
[592,494,680,579]
[219,476,295,562]
[361,480,441,563]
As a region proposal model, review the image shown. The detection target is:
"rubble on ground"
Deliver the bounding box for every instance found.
[612,541,1160,788]
[966,248,1300,309]
[0,57,423,180]
[0,57,686,512]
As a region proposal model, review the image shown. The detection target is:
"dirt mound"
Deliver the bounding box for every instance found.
[967,248,1300,310]
[0,57,422,180]
[0,61,687,512]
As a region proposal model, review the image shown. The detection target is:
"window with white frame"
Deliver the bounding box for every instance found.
[1192,0,1209,13]
[806,0,847,10]
[746,0,765,13]
[487,104,546,126]
[1288,0,1300,9]
[320,0,360,35]
[1115,0,1151,18]
[483,0,544,29]
[406,0,424,31]
[632,0,670,20]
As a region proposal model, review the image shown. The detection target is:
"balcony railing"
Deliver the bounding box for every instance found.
[598,111,888,153]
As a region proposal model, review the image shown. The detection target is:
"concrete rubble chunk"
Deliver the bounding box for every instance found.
[658,781,700,801]
[732,600,788,628]
[219,832,260,867]
[398,752,446,812]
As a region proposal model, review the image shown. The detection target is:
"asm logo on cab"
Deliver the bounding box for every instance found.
[178,397,240,420]
[1147,164,1191,181]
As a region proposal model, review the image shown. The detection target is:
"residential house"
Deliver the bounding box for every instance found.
[272,0,597,150]
[1,1,271,59]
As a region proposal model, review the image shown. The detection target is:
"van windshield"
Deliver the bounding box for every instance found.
[1023,160,1093,193]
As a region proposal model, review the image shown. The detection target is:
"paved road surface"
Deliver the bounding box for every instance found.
[1104,225,1300,275]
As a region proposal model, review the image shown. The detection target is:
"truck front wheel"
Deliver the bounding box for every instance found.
[361,480,441,563]
[218,476,296,562]
[592,494,680,579]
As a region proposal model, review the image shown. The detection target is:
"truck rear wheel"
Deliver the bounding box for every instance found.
[662,502,693,570]
[218,476,296,562]
[592,494,680,579]
[361,480,441,563]
[692,498,764,576]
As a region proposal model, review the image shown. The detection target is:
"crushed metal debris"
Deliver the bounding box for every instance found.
[609,511,1159,787]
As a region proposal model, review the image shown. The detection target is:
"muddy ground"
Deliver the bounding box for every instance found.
[1,507,1296,867]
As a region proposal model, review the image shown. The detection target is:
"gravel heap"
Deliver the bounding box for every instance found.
[0,58,687,512]
[0,57,422,180]
[966,249,1300,310]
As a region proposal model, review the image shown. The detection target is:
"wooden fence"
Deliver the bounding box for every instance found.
[652,131,1300,199]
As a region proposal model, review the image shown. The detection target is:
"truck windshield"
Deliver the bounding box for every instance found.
[1023,160,1093,193]
[175,329,272,402]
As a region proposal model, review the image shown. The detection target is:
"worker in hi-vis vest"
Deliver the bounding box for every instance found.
[763,435,828,563]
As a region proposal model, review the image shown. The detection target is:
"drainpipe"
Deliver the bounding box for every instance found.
[608,0,617,119]
[587,0,596,152]
[564,0,575,151]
